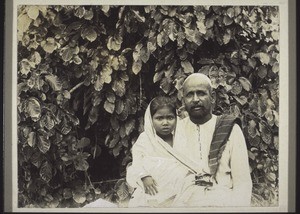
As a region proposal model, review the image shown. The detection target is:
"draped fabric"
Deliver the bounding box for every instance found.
[126,103,252,207]
[174,115,253,207]
[209,115,241,176]
[126,101,199,207]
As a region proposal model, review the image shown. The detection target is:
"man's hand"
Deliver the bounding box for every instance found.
[141,176,158,195]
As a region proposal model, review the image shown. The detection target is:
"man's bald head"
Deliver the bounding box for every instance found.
[182,73,212,94]
[181,73,215,124]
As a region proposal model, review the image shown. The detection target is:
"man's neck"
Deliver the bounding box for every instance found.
[190,114,212,125]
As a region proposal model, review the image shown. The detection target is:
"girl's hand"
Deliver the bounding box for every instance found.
[141,176,158,195]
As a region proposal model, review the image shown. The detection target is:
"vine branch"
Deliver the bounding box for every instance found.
[70,81,84,94]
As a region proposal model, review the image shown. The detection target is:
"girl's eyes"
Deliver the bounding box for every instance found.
[155,116,175,120]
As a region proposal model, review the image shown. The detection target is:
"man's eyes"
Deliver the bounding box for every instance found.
[186,91,206,97]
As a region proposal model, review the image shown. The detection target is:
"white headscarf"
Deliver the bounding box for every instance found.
[143,99,201,174]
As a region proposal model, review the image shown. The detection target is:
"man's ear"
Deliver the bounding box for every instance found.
[211,91,216,104]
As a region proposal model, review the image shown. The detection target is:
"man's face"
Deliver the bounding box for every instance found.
[183,79,214,121]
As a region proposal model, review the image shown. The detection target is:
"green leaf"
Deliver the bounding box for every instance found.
[233,95,248,106]
[73,190,87,203]
[257,65,268,79]
[61,121,72,135]
[77,137,90,149]
[63,90,71,99]
[125,119,135,135]
[30,150,42,168]
[116,182,129,200]
[181,60,194,74]
[38,134,50,154]
[248,58,257,69]
[104,100,115,114]
[259,123,272,144]
[110,116,120,131]
[73,55,82,65]
[163,19,177,41]
[205,18,214,29]
[113,144,122,157]
[196,20,206,34]
[63,188,73,199]
[107,36,122,51]
[248,120,257,138]
[94,75,104,91]
[27,132,36,147]
[102,65,113,83]
[223,32,231,44]
[226,8,235,18]
[27,6,40,20]
[118,103,129,121]
[84,10,94,20]
[119,72,129,81]
[41,38,57,53]
[40,161,52,183]
[88,106,99,125]
[17,14,32,36]
[223,16,233,26]
[132,60,142,75]
[248,150,256,161]
[271,31,279,41]
[264,108,274,126]
[101,5,110,13]
[253,52,270,65]
[115,99,124,115]
[160,77,172,94]
[30,51,42,65]
[74,159,89,171]
[112,79,126,97]
[40,113,55,130]
[157,31,169,47]
[81,27,97,42]
[273,136,279,150]
[106,92,116,103]
[140,47,150,63]
[153,71,164,83]
[133,43,142,61]
[266,172,276,182]
[67,21,83,31]
[19,59,35,75]
[109,134,120,148]
[75,7,85,18]
[230,81,243,95]
[249,135,261,147]
[45,74,62,91]
[272,62,279,73]
[238,77,252,91]
[26,97,41,121]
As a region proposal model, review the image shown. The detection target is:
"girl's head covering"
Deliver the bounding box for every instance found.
[143,96,201,174]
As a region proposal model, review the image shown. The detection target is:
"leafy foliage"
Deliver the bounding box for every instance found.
[17,5,279,207]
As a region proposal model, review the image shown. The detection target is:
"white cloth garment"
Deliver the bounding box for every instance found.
[174,115,253,206]
[126,102,199,207]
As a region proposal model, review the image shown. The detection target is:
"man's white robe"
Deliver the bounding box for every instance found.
[174,114,253,206]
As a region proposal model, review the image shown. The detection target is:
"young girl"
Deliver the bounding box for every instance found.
[126,96,199,207]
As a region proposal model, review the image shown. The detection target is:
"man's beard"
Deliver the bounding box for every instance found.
[188,106,210,120]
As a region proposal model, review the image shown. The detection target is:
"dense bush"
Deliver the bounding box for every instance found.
[17,5,279,207]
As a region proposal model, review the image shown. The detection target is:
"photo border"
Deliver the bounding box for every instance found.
[4,0,296,212]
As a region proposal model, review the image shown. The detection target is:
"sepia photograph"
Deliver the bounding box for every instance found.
[3,0,295,212]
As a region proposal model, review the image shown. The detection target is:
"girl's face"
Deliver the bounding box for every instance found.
[152,106,176,137]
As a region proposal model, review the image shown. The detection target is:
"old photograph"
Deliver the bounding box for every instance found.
[4,0,294,212]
